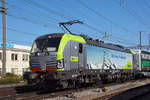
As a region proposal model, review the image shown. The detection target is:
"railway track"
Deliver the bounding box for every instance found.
[107,82,150,100]
[0,79,149,100]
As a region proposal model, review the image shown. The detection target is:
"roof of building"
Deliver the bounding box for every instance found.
[0,43,31,52]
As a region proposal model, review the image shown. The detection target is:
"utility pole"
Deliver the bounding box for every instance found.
[149,34,150,48]
[104,32,108,39]
[139,31,142,71]
[0,0,7,77]
[104,32,108,42]
[120,0,124,6]
[139,31,142,50]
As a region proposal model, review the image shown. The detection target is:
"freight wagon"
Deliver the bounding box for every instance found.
[141,51,150,71]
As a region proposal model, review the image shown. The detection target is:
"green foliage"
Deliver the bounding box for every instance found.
[6,73,17,77]
[0,73,24,84]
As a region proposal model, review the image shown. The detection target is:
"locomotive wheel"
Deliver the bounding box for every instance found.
[38,79,57,90]
[27,79,40,86]
[75,80,81,89]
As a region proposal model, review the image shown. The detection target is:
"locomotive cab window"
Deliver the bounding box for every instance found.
[79,43,83,53]
[31,37,61,53]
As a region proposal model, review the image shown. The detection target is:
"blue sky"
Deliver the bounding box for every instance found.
[0,0,150,49]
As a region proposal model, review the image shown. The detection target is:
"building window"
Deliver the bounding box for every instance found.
[15,54,18,60]
[11,53,18,61]
[11,53,14,60]
[22,54,28,61]
[22,68,27,73]
[11,68,18,75]
[0,52,2,60]
[26,55,28,61]
[11,68,14,73]
[22,54,25,61]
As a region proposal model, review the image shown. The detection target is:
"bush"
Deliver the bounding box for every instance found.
[0,73,24,84]
[0,76,24,84]
[6,73,17,77]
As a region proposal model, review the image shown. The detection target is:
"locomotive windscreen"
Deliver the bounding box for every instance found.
[31,37,61,53]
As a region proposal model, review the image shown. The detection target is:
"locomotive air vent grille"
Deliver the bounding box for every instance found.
[46,61,57,67]
[31,62,40,67]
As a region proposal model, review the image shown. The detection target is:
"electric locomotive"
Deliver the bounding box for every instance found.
[24,33,141,89]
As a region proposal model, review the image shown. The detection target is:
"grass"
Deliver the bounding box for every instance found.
[0,73,24,84]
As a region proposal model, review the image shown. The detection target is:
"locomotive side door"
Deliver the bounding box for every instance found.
[78,43,85,69]
[70,41,79,69]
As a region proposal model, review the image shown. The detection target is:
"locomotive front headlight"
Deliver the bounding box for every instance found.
[57,60,64,68]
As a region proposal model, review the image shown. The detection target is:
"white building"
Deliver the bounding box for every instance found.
[0,43,31,75]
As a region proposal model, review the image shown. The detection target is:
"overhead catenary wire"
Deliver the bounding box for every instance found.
[83,23,137,45]
[7,13,58,29]
[5,1,60,30]
[53,0,137,46]
[81,22,137,45]
[7,40,32,45]
[23,0,75,20]
[3,39,33,45]
[15,0,138,45]
[3,0,142,46]
[22,0,107,40]
[113,0,150,28]
[136,0,150,18]
[6,2,59,22]
[0,26,39,36]
[75,0,143,46]
[144,0,150,10]
[77,0,137,35]
[109,35,138,45]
